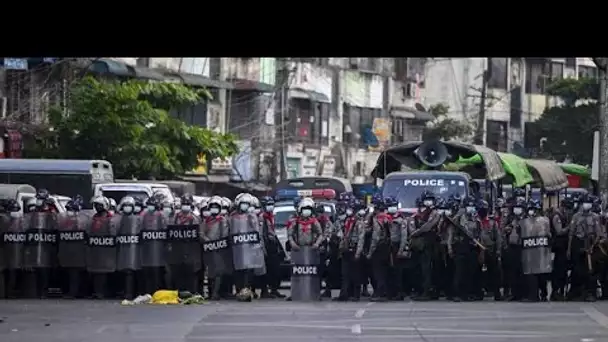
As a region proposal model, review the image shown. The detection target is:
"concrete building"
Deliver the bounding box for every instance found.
[424,57,599,153]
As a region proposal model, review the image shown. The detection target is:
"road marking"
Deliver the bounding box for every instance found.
[351,324,362,334]
[581,338,595,342]
[187,334,558,340]
[581,306,608,329]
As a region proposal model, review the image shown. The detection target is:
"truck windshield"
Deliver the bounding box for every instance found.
[383,174,468,208]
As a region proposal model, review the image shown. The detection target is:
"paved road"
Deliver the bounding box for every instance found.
[2,296,608,342]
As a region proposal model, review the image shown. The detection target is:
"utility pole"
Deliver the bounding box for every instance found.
[474,58,492,145]
[276,58,290,181]
[593,58,608,201]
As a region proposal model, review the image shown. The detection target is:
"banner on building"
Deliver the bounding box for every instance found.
[368,118,391,152]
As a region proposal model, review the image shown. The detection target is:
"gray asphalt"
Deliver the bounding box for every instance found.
[2,295,608,342]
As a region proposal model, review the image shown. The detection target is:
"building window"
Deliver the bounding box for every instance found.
[565,58,576,69]
[525,59,547,94]
[290,99,330,146]
[486,120,508,152]
[549,62,564,83]
[579,65,597,79]
[136,58,149,67]
[228,91,257,139]
[209,58,221,80]
[488,58,508,90]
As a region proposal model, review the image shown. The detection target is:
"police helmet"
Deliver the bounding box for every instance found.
[5,199,20,213]
[120,196,136,208]
[181,193,194,206]
[260,196,274,206]
[436,197,449,209]
[463,196,477,208]
[371,193,383,206]
[145,195,160,208]
[92,196,109,211]
[298,197,315,212]
[108,198,117,210]
[208,196,223,208]
[134,196,145,208]
[527,199,541,211]
[221,197,232,209]
[513,197,526,208]
[65,200,80,212]
[235,193,247,203]
[199,197,210,209]
[384,196,398,208]
[251,196,261,208]
[235,193,253,206]
[335,201,347,215]
[513,187,526,198]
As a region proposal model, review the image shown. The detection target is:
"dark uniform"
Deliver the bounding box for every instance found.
[367,199,392,302]
[259,196,284,298]
[502,198,525,301]
[386,197,407,300]
[0,200,25,298]
[86,196,116,299]
[57,198,89,298]
[549,200,572,301]
[568,194,604,301]
[479,202,503,300]
[448,197,482,301]
[114,197,143,300]
[410,191,441,300]
[336,203,364,301]
[167,194,201,293]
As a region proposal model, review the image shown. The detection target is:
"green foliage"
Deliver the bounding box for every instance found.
[546,77,598,106]
[422,103,473,141]
[534,77,599,164]
[36,76,238,179]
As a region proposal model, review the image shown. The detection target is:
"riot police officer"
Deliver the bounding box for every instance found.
[288,197,324,301]
[115,197,142,300]
[520,199,552,302]
[166,194,201,293]
[57,196,89,298]
[108,198,117,216]
[386,196,407,300]
[140,194,168,294]
[23,189,59,298]
[201,196,232,300]
[315,202,334,298]
[221,197,231,216]
[410,190,441,301]
[478,199,503,301]
[366,197,392,301]
[503,197,525,301]
[448,196,482,301]
[86,196,116,299]
[549,196,573,301]
[336,199,363,301]
[161,197,175,220]
[0,199,24,298]
[230,193,265,302]
[259,196,284,298]
[568,194,604,301]
[133,197,145,215]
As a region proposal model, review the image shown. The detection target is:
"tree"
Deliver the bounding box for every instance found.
[532,77,598,164]
[422,103,473,141]
[28,76,238,179]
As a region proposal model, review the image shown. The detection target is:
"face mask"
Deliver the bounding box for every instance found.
[423,200,434,207]
[265,205,274,212]
[388,206,398,214]
[163,207,172,215]
[147,205,156,212]
[203,210,211,217]
[301,209,312,217]
[445,209,452,216]
[254,208,261,214]
[134,206,142,213]
[368,207,375,214]
[437,209,445,215]
[247,206,255,213]
[239,203,250,212]
[513,207,523,216]
[10,212,20,218]
[221,208,228,215]
[181,205,191,212]
[582,203,592,211]
[209,207,220,215]
[466,206,476,214]
[357,209,366,216]
[346,209,353,216]
[122,206,133,214]
[527,209,536,216]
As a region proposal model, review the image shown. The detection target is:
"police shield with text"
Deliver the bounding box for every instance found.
[201,196,232,300]
[520,199,552,302]
[289,197,324,301]
[140,194,168,294]
[230,193,264,302]
[57,196,89,298]
[115,196,142,300]
[23,189,59,298]
[166,194,201,293]
[0,199,25,298]
[87,196,116,299]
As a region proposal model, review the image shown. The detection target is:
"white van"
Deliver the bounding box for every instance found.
[93,183,174,204]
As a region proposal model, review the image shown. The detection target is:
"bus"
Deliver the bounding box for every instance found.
[0,159,114,208]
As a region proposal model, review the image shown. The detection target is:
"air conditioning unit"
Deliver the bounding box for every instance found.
[0,97,6,118]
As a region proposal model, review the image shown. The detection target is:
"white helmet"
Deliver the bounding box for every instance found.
[108,198,117,210]
[235,193,253,205]
[298,197,315,212]
[198,197,209,209]
[92,196,109,210]
[208,196,223,208]
[221,197,232,208]
[251,196,260,208]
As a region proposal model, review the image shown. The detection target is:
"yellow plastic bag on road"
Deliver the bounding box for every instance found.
[151,290,180,305]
